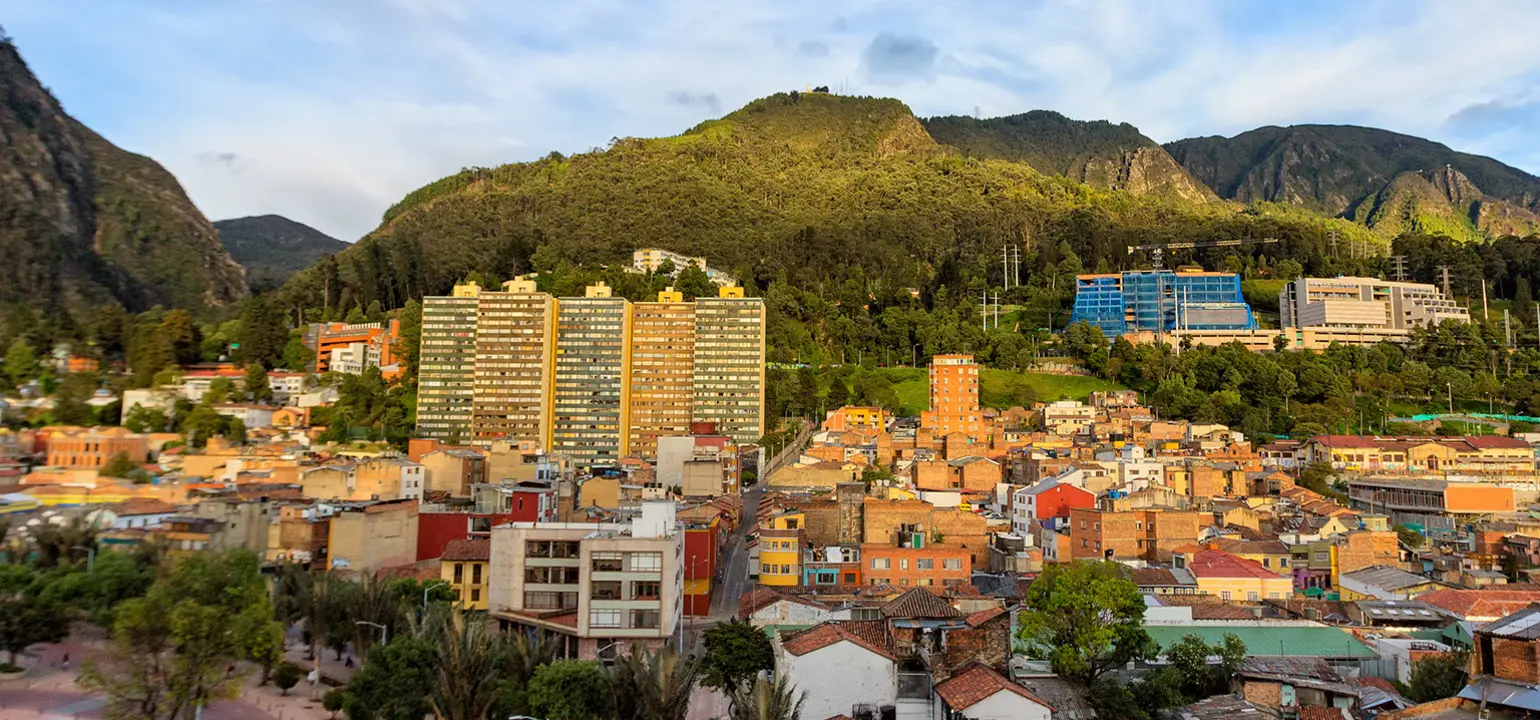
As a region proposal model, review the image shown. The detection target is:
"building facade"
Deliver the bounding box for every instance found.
[921,354,981,438]
[692,288,767,446]
[415,283,481,440]
[628,290,696,460]
[552,283,631,466]
[472,279,557,445]
[1069,269,1257,337]
[1280,276,1469,331]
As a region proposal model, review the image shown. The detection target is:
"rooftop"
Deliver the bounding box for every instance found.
[1339,565,1434,592]
[933,662,1052,712]
[1423,587,1540,619]
[880,587,963,619]
[780,622,896,661]
[1145,625,1377,659]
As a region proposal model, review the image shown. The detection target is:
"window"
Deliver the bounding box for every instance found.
[631,609,661,629]
[943,558,962,570]
[1268,592,1281,600]
[917,559,934,570]
[761,563,772,574]
[524,591,577,610]
[525,567,580,584]
[1262,558,1270,568]
[453,563,464,584]
[872,558,891,570]
[629,552,663,572]
[1220,591,1231,601]
[472,564,482,584]
[470,588,481,603]
[900,559,909,570]
[844,573,856,583]
[633,581,661,599]
[780,564,790,574]
[592,552,624,572]
[1247,591,1259,602]
[591,580,622,599]
[590,609,622,628]
[1280,558,1289,568]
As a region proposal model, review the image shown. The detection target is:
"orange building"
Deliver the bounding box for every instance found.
[860,544,971,587]
[920,355,981,439]
[310,319,400,373]
[45,427,150,469]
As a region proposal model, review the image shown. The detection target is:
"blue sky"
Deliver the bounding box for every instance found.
[4,0,1538,241]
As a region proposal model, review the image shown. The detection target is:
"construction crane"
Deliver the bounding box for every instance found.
[1126,237,1282,270]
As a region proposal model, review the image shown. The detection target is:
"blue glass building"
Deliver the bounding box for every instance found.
[1067,270,1257,336]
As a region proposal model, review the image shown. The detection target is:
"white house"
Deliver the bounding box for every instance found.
[214,404,276,429]
[775,623,898,720]
[294,386,340,408]
[122,388,176,412]
[934,662,1053,720]
[267,372,306,404]
[739,588,851,627]
[88,498,179,530]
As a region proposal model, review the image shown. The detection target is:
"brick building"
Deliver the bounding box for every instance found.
[45,427,150,469]
[861,544,971,587]
[1067,508,1203,563]
[921,355,981,439]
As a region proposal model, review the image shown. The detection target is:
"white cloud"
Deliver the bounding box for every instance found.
[5,0,1539,242]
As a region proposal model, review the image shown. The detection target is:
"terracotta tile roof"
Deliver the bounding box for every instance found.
[1187,550,1287,580]
[964,606,1007,627]
[1191,604,1259,620]
[738,587,830,618]
[781,622,896,661]
[880,587,963,619]
[109,498,180,516]
[837,620,891,652]
[1420,588,1540,619]
[933,662,1052,711]
[1297,707,1348,720]
[441,538,490,562]
[1132,568,1181,586]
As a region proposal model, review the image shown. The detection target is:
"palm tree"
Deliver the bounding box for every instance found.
[293,570,350,698]
[424,608,508,720]
[611,645,699,720]
[729,675,805,720]
[346,572,403,661]
[29,516,99,569]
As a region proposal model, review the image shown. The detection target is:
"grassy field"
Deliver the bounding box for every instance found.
[888,367,1128,416]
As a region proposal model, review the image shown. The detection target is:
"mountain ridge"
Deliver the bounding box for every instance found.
[215,214,349,290]
[0,33,246,321]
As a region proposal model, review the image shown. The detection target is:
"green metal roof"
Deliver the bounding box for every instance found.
[1144,625,1378,659]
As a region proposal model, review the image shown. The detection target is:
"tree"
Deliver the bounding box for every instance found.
[272,662,303,695]
[3,338,38,388]
[99,452,140,478]
[1407,651,1468,703]
[180,405,227,448]
[528,660,611,720]
[701,619,774,693]
[610,646,699,720]
[0,565,70,669]
[244,363,273,403]
[205,378,235,404]
[676,265,715,300]
[342,634,436,720]
[1395,524,1426,549]
[123,405,170,433]
[728,674,806,720]
[53,372,99,426]
[1017,561,1154,686]
[1164,632,1246,701]
[237,295,290,368]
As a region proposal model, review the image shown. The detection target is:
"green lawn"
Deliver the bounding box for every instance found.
[888,368,1128,416]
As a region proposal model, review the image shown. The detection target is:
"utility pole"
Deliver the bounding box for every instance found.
[1390,255,1408,282]
[993,291,1000,329]
[1013,245,1021,287]
[1506,308,1514,348]
[1003,244,1010,292]
[1328,229,1339,259]
[1482,279,1490,322]
[981,289,988,330]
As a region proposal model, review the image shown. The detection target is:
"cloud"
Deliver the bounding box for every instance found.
[797,40,829,58]
[8,0,1540,240]
[665,91,721,113]
[196,151,244,171]
[862,32,939,83]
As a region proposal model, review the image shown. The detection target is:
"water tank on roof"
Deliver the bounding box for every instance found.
[826,547,843,563]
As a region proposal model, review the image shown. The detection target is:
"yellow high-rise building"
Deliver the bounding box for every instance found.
[551,282,632,467]
[471,279,557,446]
[693,287,766,446]
[628,288,696,460]
[416,282,481,441]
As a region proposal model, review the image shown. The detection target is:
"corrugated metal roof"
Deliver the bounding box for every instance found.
[1145,625,1378,658]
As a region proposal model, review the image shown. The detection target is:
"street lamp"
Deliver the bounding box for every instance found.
[356,620,387,646]
[72,544,95,571]
[422,580,449,611]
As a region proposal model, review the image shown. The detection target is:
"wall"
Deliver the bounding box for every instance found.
[778,641,896,720]
[961,691,1051,720]
[1446,484,1516,513]
[416,512,515,561]
[1492,636,1540,684]
[861,544,971,587]
[328,502,419,572]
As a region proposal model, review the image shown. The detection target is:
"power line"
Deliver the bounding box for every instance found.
[1390,255,1408,282]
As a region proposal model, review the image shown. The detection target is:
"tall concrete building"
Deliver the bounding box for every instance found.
[552,282,631,468]
[628,288,696,460]
[921,354,981,438]
[471,279,557,445]
[415,280,765,465]
[692,287,767,446]
[488,501,683,659]
[416,282,482,440]
[1280,277,1469,331]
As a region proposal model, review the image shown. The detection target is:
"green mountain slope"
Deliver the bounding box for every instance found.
[923,111,1216,203]
[277,91,1383,318]
[1165,124,1540,238]
[215,214,348,289]
[0,33,246,317]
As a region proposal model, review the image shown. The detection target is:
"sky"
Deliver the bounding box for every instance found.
[4,0,1539,242]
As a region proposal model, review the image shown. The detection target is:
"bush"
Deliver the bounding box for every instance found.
[272,661,303,695]
[322,687,347,717]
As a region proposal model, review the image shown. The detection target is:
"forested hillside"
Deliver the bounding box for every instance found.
[0,32,246,332]
[215,214,349,291]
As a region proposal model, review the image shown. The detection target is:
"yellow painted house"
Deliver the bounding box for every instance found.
[440,538,491,610]
[1182,549,1294,601]
[758,510,804,587]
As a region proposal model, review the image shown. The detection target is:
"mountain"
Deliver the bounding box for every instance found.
[215,214,348,289]
[923,111,1216,204]
[1165,125,1540,240]
[277,91,1382,317]
[0,33,246,318]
